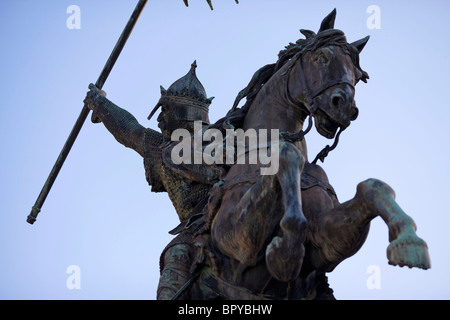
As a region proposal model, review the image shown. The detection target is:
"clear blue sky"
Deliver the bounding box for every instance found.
[1,0,449,299]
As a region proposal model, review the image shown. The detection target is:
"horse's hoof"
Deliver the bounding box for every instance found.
[387,234,431,270]
[266,236,305,282]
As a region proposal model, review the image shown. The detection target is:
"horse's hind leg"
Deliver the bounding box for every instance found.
[307,178,431,271]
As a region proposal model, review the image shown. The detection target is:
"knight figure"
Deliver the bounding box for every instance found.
[84,61,214,300]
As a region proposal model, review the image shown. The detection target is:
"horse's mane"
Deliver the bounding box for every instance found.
[207,28,368,132]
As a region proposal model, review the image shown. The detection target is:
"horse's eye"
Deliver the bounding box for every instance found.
[314,52,329,65]
[319,55,328,64]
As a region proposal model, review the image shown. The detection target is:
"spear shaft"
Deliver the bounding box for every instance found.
[27,0,148,225]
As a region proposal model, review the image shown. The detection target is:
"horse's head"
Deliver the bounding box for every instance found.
[285,9,369,140]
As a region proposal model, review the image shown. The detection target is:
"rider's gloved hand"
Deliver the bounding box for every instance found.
[84,83,107,123]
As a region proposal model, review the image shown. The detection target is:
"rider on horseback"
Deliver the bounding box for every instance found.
[84,9,430,299]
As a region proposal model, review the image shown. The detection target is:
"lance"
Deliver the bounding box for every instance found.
[27,0,148,224]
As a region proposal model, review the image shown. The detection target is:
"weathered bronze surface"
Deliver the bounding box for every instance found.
[83,9,430,300]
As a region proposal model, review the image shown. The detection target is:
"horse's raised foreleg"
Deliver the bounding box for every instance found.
[265,141,307,282]
[306,178,431,271]
[211,141,307,282]
[358,179,431,269]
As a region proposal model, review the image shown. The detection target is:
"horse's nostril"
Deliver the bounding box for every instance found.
[331,95,343,107]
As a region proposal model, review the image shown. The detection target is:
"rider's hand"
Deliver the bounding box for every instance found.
[84,83,107,111]
[84,83,107,124]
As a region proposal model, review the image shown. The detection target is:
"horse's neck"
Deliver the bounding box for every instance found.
[243,68,306,134]
[241,64,310,160]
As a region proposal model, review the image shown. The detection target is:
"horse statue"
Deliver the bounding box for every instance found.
[83,8,431,300]
[164,9,431,300]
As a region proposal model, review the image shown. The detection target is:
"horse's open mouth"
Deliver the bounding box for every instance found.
[315,109,340,139]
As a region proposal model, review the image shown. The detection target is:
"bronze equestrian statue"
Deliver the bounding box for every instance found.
[84,9,430,300]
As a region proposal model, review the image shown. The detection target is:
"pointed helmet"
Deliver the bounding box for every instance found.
[148,61,214,125]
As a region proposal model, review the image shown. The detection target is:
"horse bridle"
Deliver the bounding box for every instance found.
[283,50,356,164]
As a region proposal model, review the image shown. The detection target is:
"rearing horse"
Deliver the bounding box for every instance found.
[189,9,430,300]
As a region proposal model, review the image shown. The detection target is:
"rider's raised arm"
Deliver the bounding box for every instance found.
[84,84,146,157]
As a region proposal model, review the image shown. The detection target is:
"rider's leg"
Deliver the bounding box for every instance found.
[211,170,283,267]
[157,243,193,300]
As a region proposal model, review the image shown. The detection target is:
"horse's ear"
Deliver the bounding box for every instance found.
[351,35,370,53]
[300,29,316,39]
[319,8,337,32]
